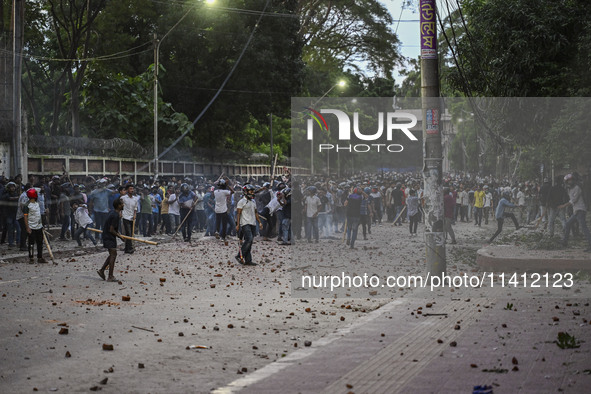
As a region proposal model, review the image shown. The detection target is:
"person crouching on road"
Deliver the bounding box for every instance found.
[235,184,263,266]
[23,188,48,264]
[98,198,125,282]
[73,203,97,247]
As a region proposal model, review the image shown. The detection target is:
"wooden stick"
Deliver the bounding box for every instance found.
[393,205,407,226]
[119,234,158,245]
[89,228,157,245]
[342,218,347,242]
[42,231,55,261]
[132,211,137,237]
[172,199,198,239]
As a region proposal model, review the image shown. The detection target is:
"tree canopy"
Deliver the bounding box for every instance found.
[6,0,404,164]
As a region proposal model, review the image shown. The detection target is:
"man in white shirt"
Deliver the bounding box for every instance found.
[120,184,138,253]
[214,177,233,240]
[235,184,263,265]
[304,186,321,243]
[167,187,180,231]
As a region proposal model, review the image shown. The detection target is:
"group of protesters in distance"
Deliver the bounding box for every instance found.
[1,168,591,268]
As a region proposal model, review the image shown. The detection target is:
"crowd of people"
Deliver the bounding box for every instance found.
[1,168,591,269]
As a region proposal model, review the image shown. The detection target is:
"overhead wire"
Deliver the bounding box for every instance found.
[154,0,272,163]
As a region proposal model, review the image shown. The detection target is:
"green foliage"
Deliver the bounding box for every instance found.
[79,64,193,151]
[298,0,402,77]
[556,332,580,349]
[16,0,405,162]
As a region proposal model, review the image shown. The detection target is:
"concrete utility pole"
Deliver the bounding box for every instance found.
[420,0,446,278]
[153,33,159,182]
[12,0,24,177]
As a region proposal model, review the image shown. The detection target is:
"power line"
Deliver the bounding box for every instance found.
[0,42,153,62]
[155,0,272,163]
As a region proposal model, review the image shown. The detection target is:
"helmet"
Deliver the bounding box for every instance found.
[364,187,371,194]
[263,182,271,188]
[218,179,227,189]
[307,186,317,194]
[277,182,286,190]
[26,188,38,199]
[283,188,292,198]
[502,191,511,200]
[243,184,256,199]
[564,174,573,182]
[181,183,189,192]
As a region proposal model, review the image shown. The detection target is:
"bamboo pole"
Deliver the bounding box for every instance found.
[42,231,54,261]
[392,206,407,226]
[172,199,198,239]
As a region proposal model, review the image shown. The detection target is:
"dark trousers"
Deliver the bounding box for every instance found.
[475,207,483,225]
[18,218,27,249]
[94,211,108,240]
[215,212,229,239]
[292,211,302,239]
[180,208,194,240]
[122,219,134,251]
[409,212,421,234]
[260,208,274,238]
[360,214,371,237]
[60,214,70,238]
[489,213,519,243]
[196,210,206,231]
[563,210,591,247]
[238,224,255,263]
[74,226,97,246]
[28,228,43,258]
[346,216,360,247]
[305,216,319,241]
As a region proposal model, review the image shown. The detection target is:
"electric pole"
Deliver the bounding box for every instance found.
[153,33,159,181]
[12,0,24,177]
[420,0,446,278]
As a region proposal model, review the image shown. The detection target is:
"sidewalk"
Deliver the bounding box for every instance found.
[214,220,591,394]
[477,244,591,272]
[216,284,591,393]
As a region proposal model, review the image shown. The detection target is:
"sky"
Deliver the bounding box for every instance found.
[381,0,421,84]
[381,0,456,85]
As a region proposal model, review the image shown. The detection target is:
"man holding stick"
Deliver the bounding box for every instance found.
[178,183,197,242]
[23,188,48,264]
[235,184,263,265]
[97,198,125,282]
[121,184,138,254]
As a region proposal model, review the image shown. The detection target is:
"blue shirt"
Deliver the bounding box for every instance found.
[150,193,162,213]
[89,188,112,213]
[495,198,516,219]
[178,191,196,209]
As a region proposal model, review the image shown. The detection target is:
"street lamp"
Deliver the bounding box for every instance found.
[153,0,215,181]
[310,80,346,175]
